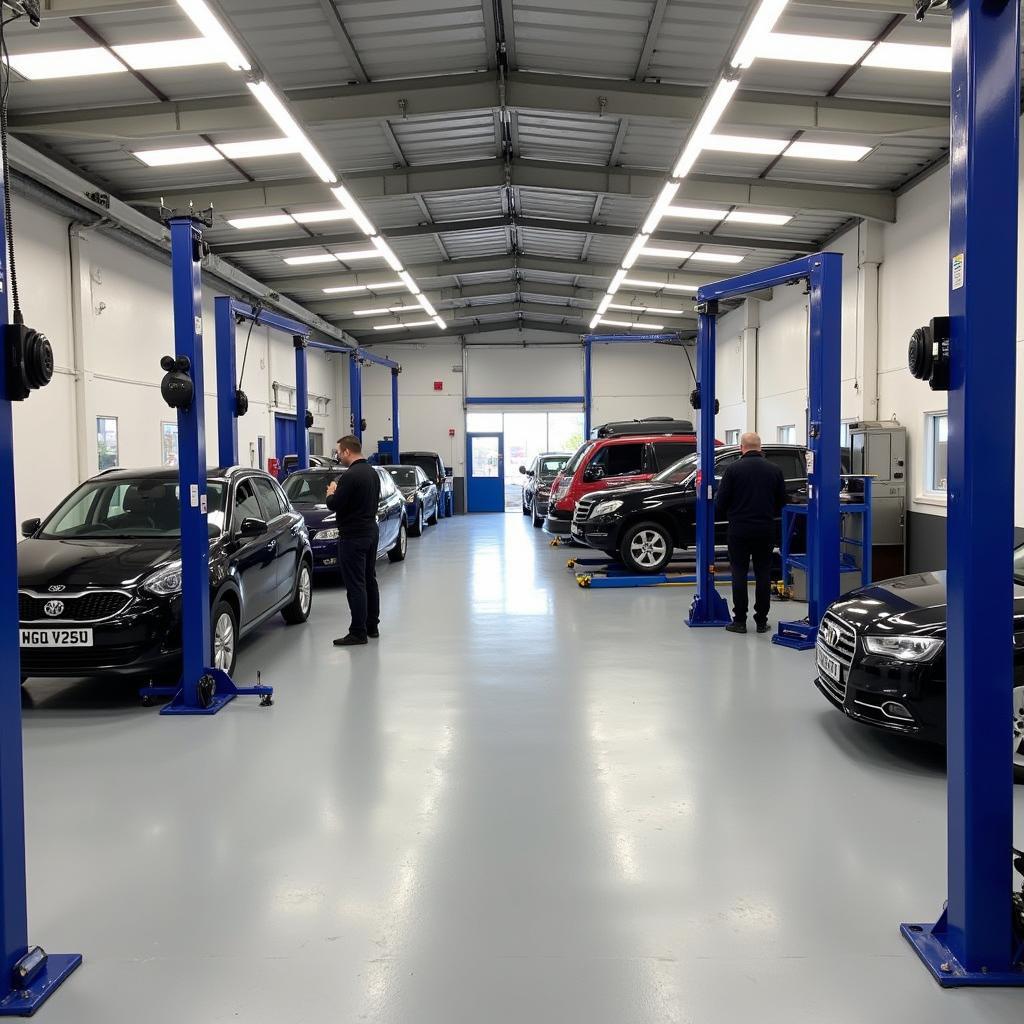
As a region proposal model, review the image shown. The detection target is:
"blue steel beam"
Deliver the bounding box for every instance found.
[391,369,400,463]
[214,296,239,467]
[294,337,310,472]
[349,359,363,443]
[901,0,1024,987]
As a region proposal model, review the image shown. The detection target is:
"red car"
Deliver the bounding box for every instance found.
[543,420,714,536]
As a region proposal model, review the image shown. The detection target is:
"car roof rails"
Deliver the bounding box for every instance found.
[591,418,695,438]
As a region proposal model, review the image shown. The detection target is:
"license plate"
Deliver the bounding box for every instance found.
[20,628,93,648]
[816,646,841,684]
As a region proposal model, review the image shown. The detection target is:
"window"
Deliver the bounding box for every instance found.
[714,453,740,480]
[587,442,645,478]
[470,436,500,477]
[376,468,397,496]
[840,421,853,450]
[777,424,797,444]
[924,412,948,494]
[466,412,503,433]
[160,422,178,467]
[233,479,263,526]
[652,440,697,470]
[767,451,806,481]
[97,416,118,471]
[725,429,740,446]
[309,431,324,457]
[253,477,286,520]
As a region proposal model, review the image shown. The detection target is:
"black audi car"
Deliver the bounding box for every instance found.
[571,444,812,573]
[813,544,1024,779]
[520,452,571,528]
[18,466,313,682]
[384,465,438,536]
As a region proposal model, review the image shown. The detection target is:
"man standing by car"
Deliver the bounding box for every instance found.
[715,432,787,635]
[326,435,381,646]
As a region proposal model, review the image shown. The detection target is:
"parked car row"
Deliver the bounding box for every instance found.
[16,457,442,688]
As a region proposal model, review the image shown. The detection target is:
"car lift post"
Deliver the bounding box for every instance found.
[685,253,842,644]
[0,159,81,1023]
[143,217,273,714]
[900,0,1024,987]
[348,357,363,445]
[330,347,401,461]
[213,298,313,470]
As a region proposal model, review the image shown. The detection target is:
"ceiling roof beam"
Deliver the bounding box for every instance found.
[41,0,172,13]
[314,0,370,83]
[634,0,669,81]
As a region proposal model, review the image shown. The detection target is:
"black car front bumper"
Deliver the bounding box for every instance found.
[543,508,572,535]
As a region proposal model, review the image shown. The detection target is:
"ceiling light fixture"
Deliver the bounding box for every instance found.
[609,303,684,316]
[599,319,666,330]
[688,252,745,264]
[351,305,422,316]
[642,246,695,260]
[596,295,613,316]
[330,184,376,236]
[175,0,251,70]
[114,37,222,70]
[292,209,353,224]
[863,42,951,73]
[247,80,336,183]
[665,204,729,222]
[672,78,739,179]
[641,182,681,235]
[607,269,628,295]
[785,140,871,162]
[704,134,788,156]
[323,285,368,294]
[757,32,871,66]
[284,254,339,266]
[370,235,404,272]
[433,317,447,329]
[398,271,421,296]
[134,144,223,167]
[731,0,791,69]
[623,277,698,293]
[333,249,380,262]
[418,296,439,317]
[621,234,650,270]
[227,214,294,229]
[588,314,601,330]
[217,137,301,159]
[726,210,793,225]
[372,320,435,331]
[5,47,123,79]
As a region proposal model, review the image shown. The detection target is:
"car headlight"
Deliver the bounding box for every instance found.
[863,635,944,662]
[589,499,622,518]
[143,560,183,596]
[316,527,339,541]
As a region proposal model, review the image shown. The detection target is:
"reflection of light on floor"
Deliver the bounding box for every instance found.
[470,528,551,616]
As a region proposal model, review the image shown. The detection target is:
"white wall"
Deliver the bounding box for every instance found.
[9,194,344,524]
[590,343,693,426]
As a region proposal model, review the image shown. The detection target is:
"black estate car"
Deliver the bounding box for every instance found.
[571,444,811,573]
[813,545,1024,779]
[18,466,313,682]
[520,452,571,528]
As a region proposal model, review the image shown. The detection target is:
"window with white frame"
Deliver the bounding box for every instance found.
[840,420,853,450]
[725,429,740,445]
[924,412,948,495]
[777,424,796,444]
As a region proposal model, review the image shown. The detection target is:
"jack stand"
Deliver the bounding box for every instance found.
[140,669,273,715]
[772,618,817,650]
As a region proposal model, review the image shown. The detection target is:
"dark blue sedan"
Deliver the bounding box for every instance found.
[384,465,439,537]
[281,467,407,574]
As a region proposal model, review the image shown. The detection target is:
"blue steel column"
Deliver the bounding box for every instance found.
[391,369,400,463]
[214,295,238,467]
[349,358,363,443]
[805,253,842,628]
[294,337,309,471]
[902,0,1024,986]
[687,308,731,628]
[583,339,593,438]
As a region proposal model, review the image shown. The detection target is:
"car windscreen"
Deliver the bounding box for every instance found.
[561,443,594,476]
[653,452,698,485]
[40,478,226,539]
[282,470,344,506]
[387,467,418,489]
[1014,545,1024,584]
[537,457,569,480]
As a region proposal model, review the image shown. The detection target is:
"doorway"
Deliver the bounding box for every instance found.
[466,433,504,512]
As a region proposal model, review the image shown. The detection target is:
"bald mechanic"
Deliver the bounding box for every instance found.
[714,432,787,635]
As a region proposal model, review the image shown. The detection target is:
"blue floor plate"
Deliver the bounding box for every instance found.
[901,923,1024,987]
[0,953,82,1017]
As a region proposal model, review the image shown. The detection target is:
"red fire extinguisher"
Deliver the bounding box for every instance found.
[268,457,280,479]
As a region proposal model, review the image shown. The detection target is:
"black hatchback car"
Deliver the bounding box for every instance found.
[17,466,313,682]
[519,452,571,528]
[813,545,1024,780]
[571,444,811,573]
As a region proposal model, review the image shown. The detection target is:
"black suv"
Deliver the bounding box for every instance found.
[18,466,313,681]
[571,444,811,573]
[400,451,451,511]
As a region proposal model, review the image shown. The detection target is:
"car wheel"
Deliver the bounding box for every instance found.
[619,521,673,574]
[409,503,424,537]
[1013,685,1024,782]
[532,501,543,528]
[522,494,530,515]
[281,560,313,625]
[210,599,238,676]
[388,521,408,562]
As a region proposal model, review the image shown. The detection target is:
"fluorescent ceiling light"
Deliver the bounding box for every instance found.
[247,81,336,184]
[757,32,871,66]
[641,182,681,235]
[785,140,871,162]
[596,295,613,316]
[176,0,251,70]
[373,320,435,331]
[672,78,739,178]
[334,249,380,262]
[607,269,628,295]
[398,271,421,296]
[6,47,122,79]
[323,285,368,294]
[293,209,353,224]
[588,315,601,330]
[418,296,439,317]
[705,134,788,156]
[731,0,791,69]
[370,235,404,272]
[727,210,793,225]
[665,204,728,222]
[621,233,650,270]
[642,246,695,260]
[115,37,221,70]
[433,316,447,329]
[599,319,666,330]
[218,138,301,159]
[863,42,951,73]
[609,303,684,316]
[623,277,698,293]
[228,214,294,229]
[135,144,223,167]
[352,305,422,316]
[688,252,744,264]
[284,254,339,266]
[331,184,376,237]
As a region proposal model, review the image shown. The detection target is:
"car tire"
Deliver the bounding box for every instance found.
[1013,685,1024,783]
[522,496,530,515]
[427,500,439,526]
[409,503,424,537]
[532,501,543,528]
[210,598,238,676]
[388,521,408,562]
[619,521,674,574]
[281,559,313,625]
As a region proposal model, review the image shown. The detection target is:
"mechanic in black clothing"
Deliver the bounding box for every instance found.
[715,432,787,635]
[325,435,381,647]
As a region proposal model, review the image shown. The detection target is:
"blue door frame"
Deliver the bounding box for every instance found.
[466,433,504,512]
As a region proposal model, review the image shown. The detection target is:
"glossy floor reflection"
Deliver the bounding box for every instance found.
[21,514,1024,1023]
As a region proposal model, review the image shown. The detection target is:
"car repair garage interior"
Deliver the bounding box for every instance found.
[0,0,1021,1020]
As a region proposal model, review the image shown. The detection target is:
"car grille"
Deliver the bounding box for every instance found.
[573,496,597,525]
[816,611,857,702]
[19,590,132,623]
[20,644,144,672]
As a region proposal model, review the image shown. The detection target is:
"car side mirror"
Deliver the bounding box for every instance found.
[583,465,605,482]
[20,517,41,538]
[518,465,527,474]
[238,517,268,538]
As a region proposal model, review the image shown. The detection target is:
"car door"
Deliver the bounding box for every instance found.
[579,441,647,498]
[230,477,278,624]
[416,468,435,517]
[712,453,740,545]
[252,475,298,606]
[375,468,400,556]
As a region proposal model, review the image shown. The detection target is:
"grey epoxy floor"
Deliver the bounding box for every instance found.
[19,513,1024,1023]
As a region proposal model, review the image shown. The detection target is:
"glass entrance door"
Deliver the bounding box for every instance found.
[466,433,504,512]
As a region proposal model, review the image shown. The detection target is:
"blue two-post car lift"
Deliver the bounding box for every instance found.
[344,349,401,465]
[900,0,1024,988]
[686,253,843,651]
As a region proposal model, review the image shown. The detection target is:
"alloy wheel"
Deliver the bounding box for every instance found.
[298,566,312,615]
[629,529,668,569]
[1013,686,1024,772]
[400,525,407,556]
[213,612,235,672]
